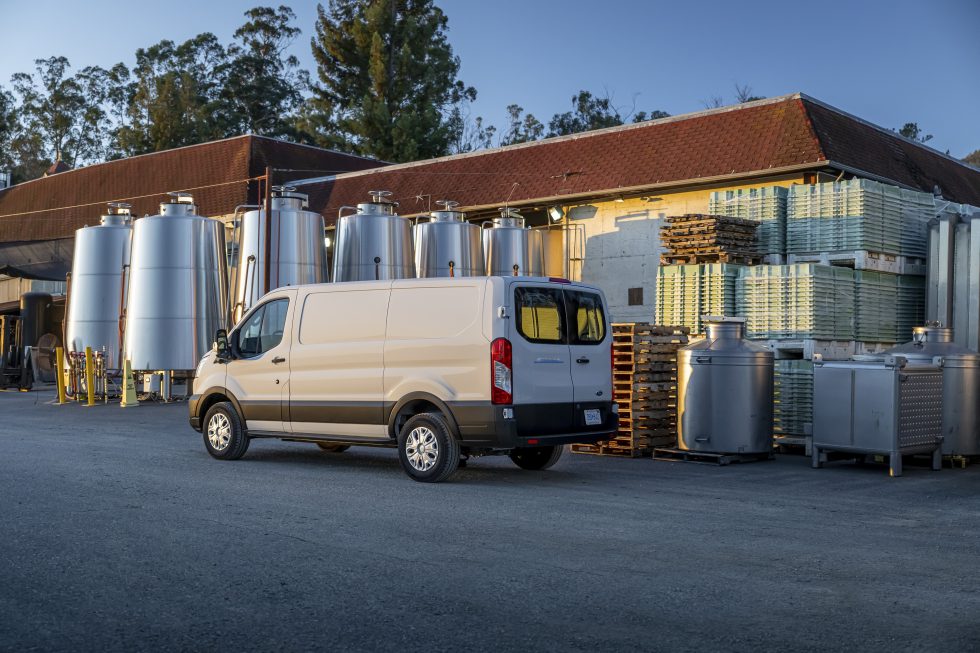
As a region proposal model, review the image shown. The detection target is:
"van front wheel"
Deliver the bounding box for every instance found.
[397,413,460,483]
[203,402,249,460]
[510,445,564,470]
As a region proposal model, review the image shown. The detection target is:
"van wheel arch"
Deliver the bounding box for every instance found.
[387,393,460,441]
[198,388,246,428]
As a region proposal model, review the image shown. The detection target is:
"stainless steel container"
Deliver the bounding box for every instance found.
[413,200,484,277]
[232,187,328,322]
[123,193,229,373]
[677,317,774,454]
[482,209,545,276]
[333,190,415,282]
[65,203,133,369]
[812,356,944,476]
[927,208,980,352]
[882,325,980,456]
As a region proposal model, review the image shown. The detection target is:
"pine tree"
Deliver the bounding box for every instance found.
[306,0,474,161]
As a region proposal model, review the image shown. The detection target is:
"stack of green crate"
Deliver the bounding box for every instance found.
[708,186,787,256]
[655,264,742,334]
[737,264,854,340]
[854,271,899,343]
[773,360,813,438]
[896,275,926,342]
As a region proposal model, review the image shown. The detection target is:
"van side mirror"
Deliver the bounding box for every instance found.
[214,329,231,360]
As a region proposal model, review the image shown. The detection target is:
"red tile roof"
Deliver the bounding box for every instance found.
[298,94,980,222]
[0,135,381,243]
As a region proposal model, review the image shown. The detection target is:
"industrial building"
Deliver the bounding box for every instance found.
[1,92,978,323]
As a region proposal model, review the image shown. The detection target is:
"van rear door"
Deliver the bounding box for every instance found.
[564,288,613,429]
[509,283,573,434]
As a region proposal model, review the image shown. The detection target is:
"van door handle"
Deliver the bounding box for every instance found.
[534,358,564,364]
[272,356,286,364]
[576,357,590,364]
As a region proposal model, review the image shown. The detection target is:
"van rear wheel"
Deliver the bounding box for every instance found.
[397,413,460,483]
[510,445,564,470]
[203,402,249,460]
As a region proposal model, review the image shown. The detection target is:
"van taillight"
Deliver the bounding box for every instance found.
[491,338,513,405]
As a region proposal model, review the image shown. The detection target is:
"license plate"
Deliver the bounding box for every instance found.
[584,409,602,426]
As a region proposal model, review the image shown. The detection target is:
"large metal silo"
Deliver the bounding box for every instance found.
[232,187,327,323]
[123,193,229,376]
[413,200,484,277]
[332,191,415,282]
[65,202,133,370]
[482,208,544,277]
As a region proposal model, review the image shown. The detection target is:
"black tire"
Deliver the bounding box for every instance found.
[203,402,249,460]
[397,412,460,483]
[316,443,350,453]
[510,445,564,470]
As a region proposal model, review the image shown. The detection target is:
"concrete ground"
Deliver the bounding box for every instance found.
[1,388,979,653]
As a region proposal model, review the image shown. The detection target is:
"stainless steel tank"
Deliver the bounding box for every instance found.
[482,208,544,276]
[882,325,980,456]
[123,193,229,373]
[333,190,415,282]
[413,200,484,277]
[233,187,328,322]
[65,202,133,369]
[677,317,774,454]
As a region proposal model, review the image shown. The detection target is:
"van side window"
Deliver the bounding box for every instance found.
[565,290,606,344]
[515,287,564,344]
[237,298,289,358]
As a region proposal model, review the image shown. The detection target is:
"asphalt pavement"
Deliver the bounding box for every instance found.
[1,388,979,652]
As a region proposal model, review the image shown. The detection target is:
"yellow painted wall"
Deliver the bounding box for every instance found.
[557,175,820,321]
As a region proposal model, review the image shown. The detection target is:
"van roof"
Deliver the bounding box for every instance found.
[265,276,603,295]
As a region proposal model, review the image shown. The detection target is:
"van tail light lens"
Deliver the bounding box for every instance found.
[491,337,513,405]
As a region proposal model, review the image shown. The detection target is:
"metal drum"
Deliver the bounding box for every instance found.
[233,187,327,322]
[482,209,544,276]
[413,200,484,277]
[677,317,774,454]
[333,190,415,282]
[123,193,229,373]
[65,203,133,369]
[882,325,980,456]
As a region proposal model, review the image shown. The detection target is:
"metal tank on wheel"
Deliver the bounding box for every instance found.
[881,324,980,456]
[413,200,484,277]
[232,186,328,323]
[677,317,774,454]
[482,208,544,276]
[65,202,133,370]
[333,190,415,282]
[123,193,229,388]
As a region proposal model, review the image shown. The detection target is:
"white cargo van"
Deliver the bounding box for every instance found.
[189,276,616,482]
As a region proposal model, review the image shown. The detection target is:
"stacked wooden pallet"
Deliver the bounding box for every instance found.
[572,323,689,457]
[660,214,760,265]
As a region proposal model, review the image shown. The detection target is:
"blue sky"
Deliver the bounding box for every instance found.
[1,0,978,156]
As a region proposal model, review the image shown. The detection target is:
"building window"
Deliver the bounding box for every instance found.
[628,287,644,306]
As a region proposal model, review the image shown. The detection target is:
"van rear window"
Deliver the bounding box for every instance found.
[515,287,564,343]
[565,290,606,344]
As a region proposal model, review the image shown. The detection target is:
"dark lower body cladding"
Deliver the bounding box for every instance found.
[190,391,616,450]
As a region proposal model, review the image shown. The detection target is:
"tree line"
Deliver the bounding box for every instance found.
[1,1,968,186]
[0,1,678,184]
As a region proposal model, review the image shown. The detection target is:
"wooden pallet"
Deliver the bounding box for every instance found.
[660,214,760,264]
[653,448,774,465]
[573,323,687,458]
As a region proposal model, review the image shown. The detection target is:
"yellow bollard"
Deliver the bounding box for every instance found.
[84,346,95,407]
[55,347,67,404]
[120,359,138,408]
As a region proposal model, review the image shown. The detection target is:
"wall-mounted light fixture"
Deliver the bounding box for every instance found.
[548,206,564,222]
[324,236,333,248]
[613,195,626,203]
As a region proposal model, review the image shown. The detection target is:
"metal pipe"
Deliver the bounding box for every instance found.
[263,167,273,295]
[116,263,129,373]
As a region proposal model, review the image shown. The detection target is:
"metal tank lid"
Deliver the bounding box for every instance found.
[428,200,467,222]
[100,202,132,226]
[882,323,980,364]
[680,316,772,364]
[159,192,198,217]
[350,190,400,216]
[271,185,309,210]
[490,207,525,228]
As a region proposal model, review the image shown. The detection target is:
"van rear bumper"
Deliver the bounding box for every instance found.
[450,401,617,450]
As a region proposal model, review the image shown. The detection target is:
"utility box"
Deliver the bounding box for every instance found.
[811,355,943,476]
